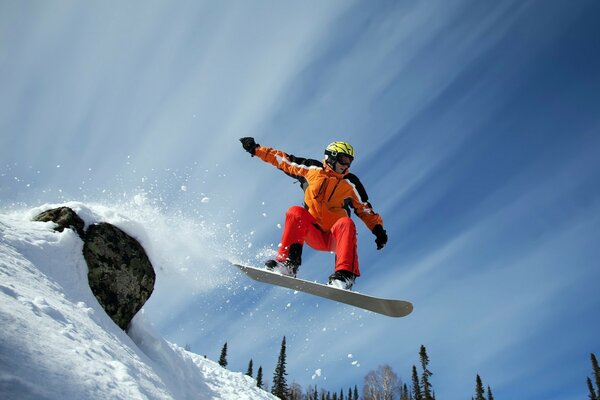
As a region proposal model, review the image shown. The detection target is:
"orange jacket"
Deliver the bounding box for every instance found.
[254,145,383,232]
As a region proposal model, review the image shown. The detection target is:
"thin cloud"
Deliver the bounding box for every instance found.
[2,1,600,399]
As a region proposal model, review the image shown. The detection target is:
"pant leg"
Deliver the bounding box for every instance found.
[277,205,333,259]
[278,206,359,276]
[276,206,316,262]
[329,217,360,276]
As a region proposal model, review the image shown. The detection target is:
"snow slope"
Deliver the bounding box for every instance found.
[0,205,276,400]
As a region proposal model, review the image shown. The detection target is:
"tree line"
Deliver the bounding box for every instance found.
[216,336,357,399]
[213,339,599,399]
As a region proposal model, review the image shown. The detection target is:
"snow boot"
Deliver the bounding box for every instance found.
[265,243,302,278]
[327,270,356,290]
[265,259,299,277]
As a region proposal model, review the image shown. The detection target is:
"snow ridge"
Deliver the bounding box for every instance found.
[0,207,276,400]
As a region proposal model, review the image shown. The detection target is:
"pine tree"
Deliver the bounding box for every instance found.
[588,378,598,400]
[419,345,434,400]
[218,342,228,368]
[256,366,264,388]
[354,384,359,400]
[487,385,494,400]
[400,383,410,400]
[588,353,600,400]
[272,336,289,399]
[412,365,423,400]
[475,375,486,400]
[245,359,253,377]
[592,353,600,396]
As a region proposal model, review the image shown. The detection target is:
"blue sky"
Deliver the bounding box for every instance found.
[2,1,600,398]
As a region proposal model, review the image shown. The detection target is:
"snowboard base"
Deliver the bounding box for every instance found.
[233,263,413,318]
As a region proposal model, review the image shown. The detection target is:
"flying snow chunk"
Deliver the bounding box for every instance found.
[201,197,210,203]
[134,194,147,206]
[312,369,322,380]
[181,185,188,192]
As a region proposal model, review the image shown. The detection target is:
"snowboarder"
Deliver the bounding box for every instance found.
[239,138,387,290]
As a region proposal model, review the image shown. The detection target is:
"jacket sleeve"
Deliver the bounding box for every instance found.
[345,173,384,231]
[254,145,320,179]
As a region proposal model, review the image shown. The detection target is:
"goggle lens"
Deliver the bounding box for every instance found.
[337,155,353,166]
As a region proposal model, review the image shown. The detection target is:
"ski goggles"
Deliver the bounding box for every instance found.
[337,155,353,166]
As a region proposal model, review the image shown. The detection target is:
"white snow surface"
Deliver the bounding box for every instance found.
[0,204,276,400]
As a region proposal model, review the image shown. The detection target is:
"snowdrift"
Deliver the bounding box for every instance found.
[0,205,276,400]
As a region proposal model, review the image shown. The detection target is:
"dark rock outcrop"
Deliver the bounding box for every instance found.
[33,206,156,331]
[83,222,156,331]
[33,206,86,239]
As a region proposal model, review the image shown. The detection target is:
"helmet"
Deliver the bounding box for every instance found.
[324,141,354,169]
[325,141,355,159]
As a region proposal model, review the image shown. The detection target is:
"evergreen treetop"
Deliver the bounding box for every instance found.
[592,354,600,394]
[475,374,485,400]
[487,385,494,400]
[246,358,253,377]
[419,345,434,400]
[588,353,600,400]
[587,378,597,400]
[256,366,264,389]
[272,336,289,399]
[218,342,228,368]
[412,365,423,400]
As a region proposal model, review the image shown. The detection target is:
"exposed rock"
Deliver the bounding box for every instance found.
[83,222,155,331]
[32,206,156,331]
[33,207,86,239]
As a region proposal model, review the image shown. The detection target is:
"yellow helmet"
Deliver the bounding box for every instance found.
[324,141,354,170]
[324,141,355,159]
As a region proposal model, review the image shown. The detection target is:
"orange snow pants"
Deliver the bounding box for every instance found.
[276,205,360,276]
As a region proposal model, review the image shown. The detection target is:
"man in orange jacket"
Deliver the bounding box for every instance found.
[240,137,387,290]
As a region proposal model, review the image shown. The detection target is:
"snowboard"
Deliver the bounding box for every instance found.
[233,263,413,318]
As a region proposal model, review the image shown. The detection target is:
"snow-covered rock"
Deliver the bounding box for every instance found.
[0,208,277,400]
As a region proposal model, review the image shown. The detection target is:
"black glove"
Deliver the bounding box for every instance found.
[240,137,259,156]
[372,225,388,250]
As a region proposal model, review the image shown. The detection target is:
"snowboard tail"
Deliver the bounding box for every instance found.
[233,263,413,318]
